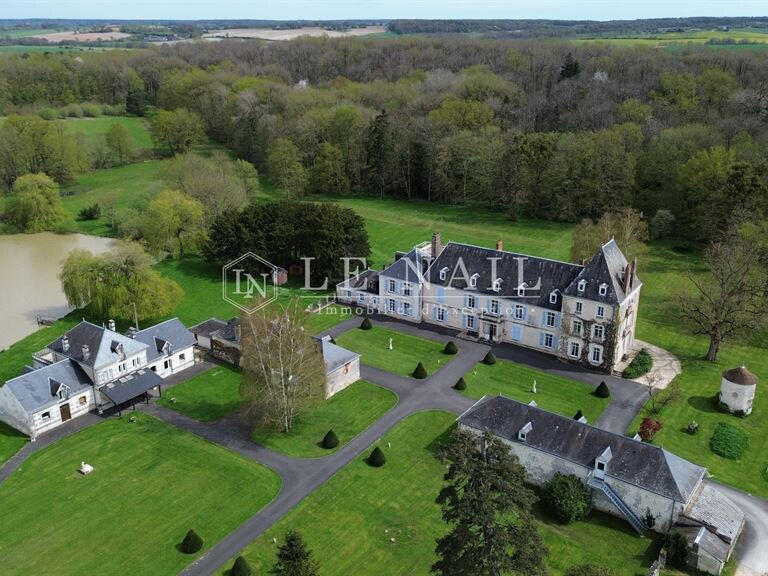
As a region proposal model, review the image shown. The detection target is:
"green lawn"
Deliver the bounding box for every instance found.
[61,159,167,236]
[0,420,27,464]
[58,116,154,151]
[461,359,609,424]
[307,303,355,334]
[335,324,454,378]
[251,380,397,457]
[157,364,243,421]
[0,412,281,576]
[226,410,694,576]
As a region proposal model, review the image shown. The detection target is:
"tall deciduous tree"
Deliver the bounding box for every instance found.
[267,138,308,198]
[151,108,205,155]
[140,189,206,258]
[240,302,325,433]
[59,243,182,323]
[3,173,68,232]
[679,228,768,361]
[270,530,319,576]
[432,429,547,576]
[309,142,349,195]
[570,208,649,266]
[105,122,135,165]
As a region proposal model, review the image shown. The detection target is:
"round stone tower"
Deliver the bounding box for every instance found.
[719,365,758,415]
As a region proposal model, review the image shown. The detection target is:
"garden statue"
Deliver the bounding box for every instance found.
[388,337,393,350]
[532,380,537,394]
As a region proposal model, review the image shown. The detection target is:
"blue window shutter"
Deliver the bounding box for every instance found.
[554,314,561,328]
[553,335,559,349]
[432,306,437,321]
[539,332,545,347]
[512,325,521,341]
[464,293,468,309]
[521,306,527,320]
[438,287,445,303]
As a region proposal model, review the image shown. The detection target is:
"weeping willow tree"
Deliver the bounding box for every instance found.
[240,301,325,433]
[58,242,182,324]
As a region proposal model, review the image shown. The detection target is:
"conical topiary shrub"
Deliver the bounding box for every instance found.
[368,446,386,467]
[413,362,428,379]
[230,555,252,576]
[454,377,467,391]
[180,529,203,554]
[573,409,584,421]
[360,317,372,330]
[483,351,496,365]
[595,381,610,398]
[444,340,458,355]
[322,429,339,449]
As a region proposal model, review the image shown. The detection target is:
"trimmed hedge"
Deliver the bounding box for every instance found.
[230,555,252,576]
[413,362,428,379]
[542,473,589,524]
[443,340,458,355]
[565,565,615,576]
[321,429,340,449]
[710,422,749,460]
[360,317,372,330]
[594,381,610,398]
[621,348,653,379]
[454,377,467,391]
[368,446,386,467]
[180,529,203,554]
[482,351,496,365]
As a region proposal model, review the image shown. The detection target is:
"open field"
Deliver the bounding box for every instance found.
[203,26,387,41]
[0,412,281,576]
[59,116,154,151]
[461,359,609,424]
[0,44,112,53]
[28,30,132,43]
[226,410,702,576]
[0,27,67,38]
[157,363,243,421]
[336,324,454,378]
[251,379,397,457]
[571,27,768,49]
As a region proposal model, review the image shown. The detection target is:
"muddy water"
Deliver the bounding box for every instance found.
[0,232,119,350]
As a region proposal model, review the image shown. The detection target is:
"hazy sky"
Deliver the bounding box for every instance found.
[3,0,766,21]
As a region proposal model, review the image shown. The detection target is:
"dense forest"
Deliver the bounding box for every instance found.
[1,36,767,244]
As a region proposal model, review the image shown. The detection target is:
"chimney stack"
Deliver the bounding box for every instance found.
[631,257,637,290]
[234,322,242,342]
[496,239,503,252]
[81,344,90,361]
[61,334,70,352]
[127,327,138,339]
[108,319,116,332]
[431,232,442,258]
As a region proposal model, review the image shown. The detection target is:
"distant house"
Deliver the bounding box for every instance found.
[190,318,360,398]
[338,233,641,373]
[0,318,196,439]
[459,396,744,575]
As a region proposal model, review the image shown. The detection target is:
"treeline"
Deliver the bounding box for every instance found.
[1,37,768,243]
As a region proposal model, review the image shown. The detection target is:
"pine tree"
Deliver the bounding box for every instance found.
[270,530,319,576]
[559,53,581,81]
[231,555,252,576]
[432,430,547,576]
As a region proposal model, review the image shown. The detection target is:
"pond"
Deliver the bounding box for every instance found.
[0,232,119,350]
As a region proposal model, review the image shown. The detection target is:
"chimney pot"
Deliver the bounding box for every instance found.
[496,239,503,252]
[62,334,70,352]
[431,232,442,258]
[128,327,137,339]
[108,319,116,331]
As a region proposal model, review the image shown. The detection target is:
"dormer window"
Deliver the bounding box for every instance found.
[518,421,532,441]
[492,278,502,292]
[595,446,613,478]
[469,273,479,288]
[577,279,586,293]
[517,282,528,297]
[549,290,558,304]
[439,267,449,281]
[599,283,608,296]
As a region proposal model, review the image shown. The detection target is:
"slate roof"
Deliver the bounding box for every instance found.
[212,318,241,343]
[339,269,380,294]
[459,396,705,503]
[132,318,196,362]
[682,483,745,544]
[678,526,731,563]
[189,318,229,340]
[381,248,430,282]
[563,239,640,305]
[722,366,758,386]
[49,321,148,369]
[314,336,359,374]
[426,242,583,310]
[4,359,92,412]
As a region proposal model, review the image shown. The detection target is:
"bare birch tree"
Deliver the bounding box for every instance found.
[240,301,325,433]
